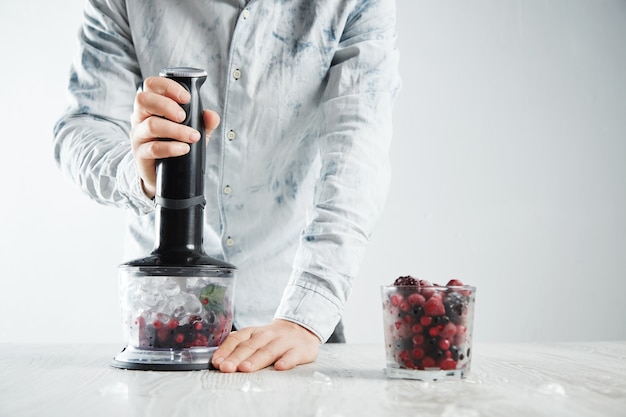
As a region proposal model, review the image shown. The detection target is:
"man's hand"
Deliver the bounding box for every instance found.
[129,76,220,198]
[212,319,321,372]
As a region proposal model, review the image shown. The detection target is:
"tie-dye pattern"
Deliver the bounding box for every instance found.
[53,0,400,342]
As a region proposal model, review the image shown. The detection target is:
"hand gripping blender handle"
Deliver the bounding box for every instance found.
[156,67,208,208]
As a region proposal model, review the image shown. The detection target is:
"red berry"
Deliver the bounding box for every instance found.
[429,326,440,337]
[438,338,451,350]
[440,358,457,370]
[412,333,425,346]
[194,322,203,331]
[390,294,401,307]
[201,298,209,305]
[441,322,457,338]
[446,279,464,287]
[399,300,410,312]
[175,333,185,344]
[167,319,179,329]
[424,297,445,316]
[420,316,432,326]
[419,280,436,299]
[412,348,425,359]
[407,293,426,306]
[153,320,163,329]
[411,323,424,334]
[422,356,436,368]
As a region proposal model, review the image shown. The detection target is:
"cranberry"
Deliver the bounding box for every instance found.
[412,334,425,345]
[412,348,425,359]
[438,338,451,351]
[440,358,457,370]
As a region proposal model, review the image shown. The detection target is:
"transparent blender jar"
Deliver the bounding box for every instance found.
[112,265,235,371]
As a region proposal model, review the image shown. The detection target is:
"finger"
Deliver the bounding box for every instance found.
[203,110,221,141]
[214,330,275,373]
[143,76,191,103]
[211,330,251,371]
[133,116,201,147]
[237,340,284,373]
[133,90,187,126]
[274,346,318,371]
[135,139,190,162]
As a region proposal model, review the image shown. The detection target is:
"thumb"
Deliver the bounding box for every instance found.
[203,109,221,142]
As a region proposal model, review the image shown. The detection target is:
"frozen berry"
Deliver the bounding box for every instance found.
[440,358,457,370]
[424,296,445,316]
[438,338,451,351]
[412,348,425,359]
[407,292,426,306]
[441,322,457,338]
[390,294,402,307]
[394,276,419,286]
[422,356,436,368]
[446,279,464,287]
[444,291,466,324]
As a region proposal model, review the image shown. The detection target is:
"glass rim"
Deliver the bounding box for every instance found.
[381,284,476,290]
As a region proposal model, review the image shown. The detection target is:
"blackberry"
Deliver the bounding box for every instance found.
[444,291,466,324]
[393,275,419,286]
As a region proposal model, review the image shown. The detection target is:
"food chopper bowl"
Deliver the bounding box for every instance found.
[112,265,235,371]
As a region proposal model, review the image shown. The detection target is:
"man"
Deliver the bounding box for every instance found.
[54,0,400,372]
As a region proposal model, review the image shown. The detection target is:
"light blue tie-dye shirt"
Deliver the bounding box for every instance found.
[54,0,400,342]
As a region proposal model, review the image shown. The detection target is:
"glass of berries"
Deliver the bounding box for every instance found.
[381,276,476,380]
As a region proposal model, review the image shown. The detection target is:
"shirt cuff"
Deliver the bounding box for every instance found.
[274,272,343,343]
[119,153,156,215]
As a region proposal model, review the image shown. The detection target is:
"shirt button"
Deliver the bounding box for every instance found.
[226,130,236,141]
[223,185,232,194]
[233,69,242,80]
[226,237,234,247]
[242,9,250,19]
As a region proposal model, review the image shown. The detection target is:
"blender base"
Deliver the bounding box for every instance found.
[111,346,216,371]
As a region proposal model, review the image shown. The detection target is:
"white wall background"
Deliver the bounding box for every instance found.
[0,1,624,345]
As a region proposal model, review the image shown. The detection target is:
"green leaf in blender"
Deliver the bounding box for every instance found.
[199,283,227,314]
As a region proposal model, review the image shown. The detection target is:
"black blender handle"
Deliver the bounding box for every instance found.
[156,67,208,207]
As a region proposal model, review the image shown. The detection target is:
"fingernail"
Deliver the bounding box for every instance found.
[214,356,224,365]
[190,130,201,141]
[179,90,191,102]
[178,109,186,121]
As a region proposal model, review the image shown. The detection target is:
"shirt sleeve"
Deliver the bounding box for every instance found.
[52,0,154,215]
[274,0,401,342]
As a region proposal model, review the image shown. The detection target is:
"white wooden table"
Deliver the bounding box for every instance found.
[0,342,624,417]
